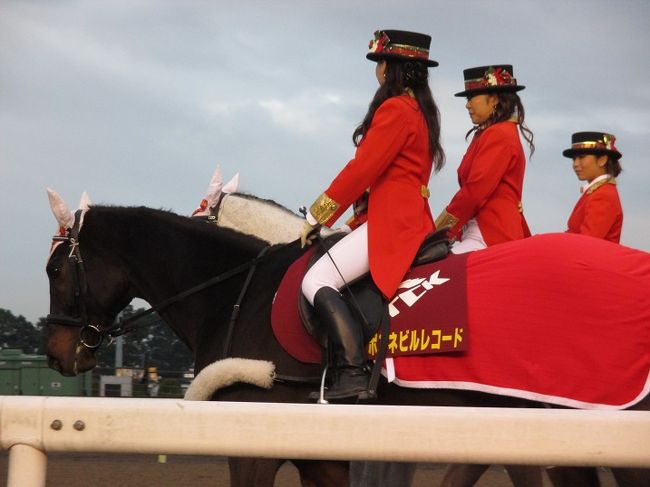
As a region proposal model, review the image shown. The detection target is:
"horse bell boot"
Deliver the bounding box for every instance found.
[312,287,371,401]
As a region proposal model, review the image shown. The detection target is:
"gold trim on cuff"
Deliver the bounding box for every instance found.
[310,193,340,225]
[435,208,459,230]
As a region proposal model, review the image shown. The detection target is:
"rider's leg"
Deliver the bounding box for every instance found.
[302,224,370,400]
[301,223,369,305]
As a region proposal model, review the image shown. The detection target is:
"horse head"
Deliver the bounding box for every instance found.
[45,189,134,376]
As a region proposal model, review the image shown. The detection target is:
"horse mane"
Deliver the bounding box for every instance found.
[231,192,299,217]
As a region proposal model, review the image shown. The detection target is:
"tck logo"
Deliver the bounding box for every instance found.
[388,270,449,317]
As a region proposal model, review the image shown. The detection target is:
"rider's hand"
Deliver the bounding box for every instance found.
[300,221,320,248]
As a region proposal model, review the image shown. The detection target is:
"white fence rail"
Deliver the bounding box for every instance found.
[1,396,649,486]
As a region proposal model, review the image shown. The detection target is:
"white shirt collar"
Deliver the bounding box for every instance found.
[581,174,611,194]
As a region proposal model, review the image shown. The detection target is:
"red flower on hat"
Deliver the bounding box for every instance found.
[482,67,513,87]
[604,134,618,152]
[494,67,512,84]
[369,30,390,54]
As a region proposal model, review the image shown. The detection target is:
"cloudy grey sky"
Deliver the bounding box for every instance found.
[2,0,649,324]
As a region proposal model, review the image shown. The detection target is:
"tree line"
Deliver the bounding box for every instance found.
[0,306,194,371]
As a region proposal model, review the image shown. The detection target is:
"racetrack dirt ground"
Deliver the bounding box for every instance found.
[0,452,618,486]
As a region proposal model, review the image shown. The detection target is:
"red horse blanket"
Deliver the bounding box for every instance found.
[271,233,650,409]
[272,246,470,359]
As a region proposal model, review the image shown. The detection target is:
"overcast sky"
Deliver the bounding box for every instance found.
[2,0,649,324]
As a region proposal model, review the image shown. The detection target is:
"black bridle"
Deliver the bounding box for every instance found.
[46,210,103,348]
[46,209,270,354]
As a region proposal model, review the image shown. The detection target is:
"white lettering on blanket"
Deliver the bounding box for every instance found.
[388,270,450,318]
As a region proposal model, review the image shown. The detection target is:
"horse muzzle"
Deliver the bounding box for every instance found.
[45,314,105,376]
[46,314,105,350]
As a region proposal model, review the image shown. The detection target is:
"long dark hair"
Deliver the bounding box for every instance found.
[466,92,535,155]
[352,60,445,172]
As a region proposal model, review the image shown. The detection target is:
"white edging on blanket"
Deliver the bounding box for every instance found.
[384,370,650,411]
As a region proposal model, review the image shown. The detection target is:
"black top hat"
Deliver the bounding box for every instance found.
[562,132,622,160]
[366,30,438,67]
[454,65,525,97]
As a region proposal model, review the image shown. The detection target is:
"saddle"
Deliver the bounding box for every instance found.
[298,228,451,348]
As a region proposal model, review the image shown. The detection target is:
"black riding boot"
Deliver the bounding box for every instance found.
[313,287,370,401]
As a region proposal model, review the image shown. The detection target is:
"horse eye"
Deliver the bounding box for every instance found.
[47,266,61,278]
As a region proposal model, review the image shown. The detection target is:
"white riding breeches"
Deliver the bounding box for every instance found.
[451,218,487,254]
[301,223,370,306]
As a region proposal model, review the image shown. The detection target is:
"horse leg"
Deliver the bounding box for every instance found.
[505,465,544,487]
[610,397,650,487]
[227,457,283,487]
[610,467,650,487]
[442,464,545,487]
[440,464,490,487]
[293,459,349,487]
[349,461,416,486]
[545,466,599,487]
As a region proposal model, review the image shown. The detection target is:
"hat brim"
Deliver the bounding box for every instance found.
[366,52,439,67]
[454,85,525,97]
[562,148,622,160]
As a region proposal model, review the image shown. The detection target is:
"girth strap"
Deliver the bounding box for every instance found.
[220,246,270,359]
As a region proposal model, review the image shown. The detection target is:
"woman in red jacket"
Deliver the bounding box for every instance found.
[436,64,534,254]
[299,29,444,401]
[564,131,623,243]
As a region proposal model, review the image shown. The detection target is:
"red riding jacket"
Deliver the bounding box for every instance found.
[309,95,434,298]
[438,121,530,245]
[567,178,623,243]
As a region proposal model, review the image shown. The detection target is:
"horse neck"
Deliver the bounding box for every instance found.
[85,207,265,351]
[219,194,303,245]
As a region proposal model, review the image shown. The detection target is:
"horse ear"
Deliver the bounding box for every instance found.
[77,191,92,229]
[47,188,74,230]
[78,191,92,211]
[192,166,224,216]
[205,166,224,206]
[222,172,239,194]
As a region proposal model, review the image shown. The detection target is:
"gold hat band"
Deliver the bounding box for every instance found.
[572,141,612,150]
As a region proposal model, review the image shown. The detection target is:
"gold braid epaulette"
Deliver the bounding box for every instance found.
[586,176,616,195]
[435,208,460,230]
[309,193,340,225]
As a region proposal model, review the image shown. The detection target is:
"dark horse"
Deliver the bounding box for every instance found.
[45,204,649,487]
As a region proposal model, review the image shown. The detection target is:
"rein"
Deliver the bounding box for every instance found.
[107,246,271,340]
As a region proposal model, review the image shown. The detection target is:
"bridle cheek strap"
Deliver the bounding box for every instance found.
[46,209,102,350]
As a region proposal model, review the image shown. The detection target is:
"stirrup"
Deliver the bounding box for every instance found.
[310,366,330,404]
